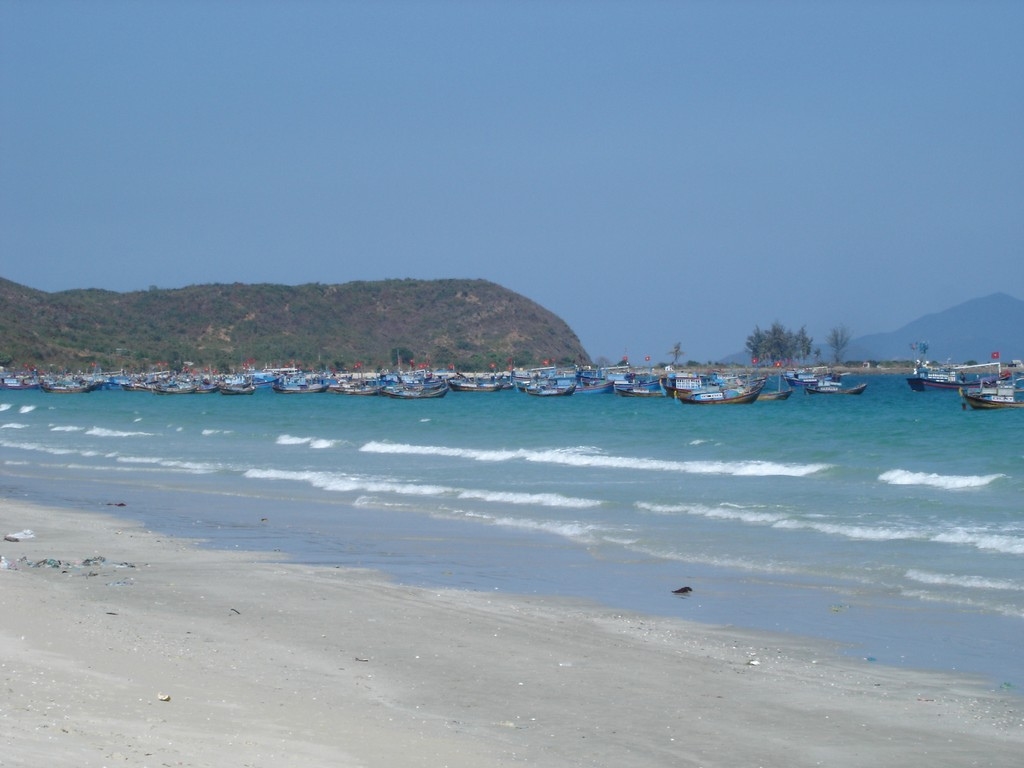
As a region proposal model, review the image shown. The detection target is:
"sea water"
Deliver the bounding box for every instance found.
[2,375,1022,688]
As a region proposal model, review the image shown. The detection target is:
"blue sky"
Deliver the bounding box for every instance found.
[2,1,1021,363]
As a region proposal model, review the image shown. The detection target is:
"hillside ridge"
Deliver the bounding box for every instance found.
[0,278,590,371]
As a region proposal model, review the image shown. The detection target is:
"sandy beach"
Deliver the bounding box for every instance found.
[1,498,1021,768]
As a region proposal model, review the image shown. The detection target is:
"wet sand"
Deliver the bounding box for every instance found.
[1,498,1021,767]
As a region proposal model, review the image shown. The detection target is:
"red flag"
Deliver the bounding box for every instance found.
[992,351,1001,360]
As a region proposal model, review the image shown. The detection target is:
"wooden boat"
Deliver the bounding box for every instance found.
[327,380,383,396]
[758,388,793,401]
[218,382,256,395]
[907,362,1005,391]
[524,380,576,397]
[39,377,100,394]
[660,372,705,398]
[447,375,505,393]
[613,381,664,397]
[805,381,868,395]
[960,383,1024,409]
[381,381,449,399]
[783,367,838,387]
[613,373,663,397]
[272,374,328,394]
[0,373,40,391]
[677,377,765,405]
[151,381,198,394]
[574,378,614,395]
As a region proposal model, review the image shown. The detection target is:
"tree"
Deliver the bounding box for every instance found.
[746,321,807,365]
[825,325,852,363]
[668,342,683,366]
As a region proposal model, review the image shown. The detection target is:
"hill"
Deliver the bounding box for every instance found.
[851,293,1024,363]
[0,278,591,372]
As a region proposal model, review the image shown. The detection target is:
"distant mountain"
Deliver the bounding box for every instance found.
[0,278,591,371]
[852,293,1024,363]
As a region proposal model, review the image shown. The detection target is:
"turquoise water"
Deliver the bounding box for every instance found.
[2,375,1022,687]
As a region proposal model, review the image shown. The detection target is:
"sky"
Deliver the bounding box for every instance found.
[2,1,1022,363]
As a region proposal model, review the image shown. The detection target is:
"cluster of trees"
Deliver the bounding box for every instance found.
[744,322,852,365]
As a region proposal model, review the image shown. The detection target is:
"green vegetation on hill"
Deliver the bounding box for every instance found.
[0,278,591,372]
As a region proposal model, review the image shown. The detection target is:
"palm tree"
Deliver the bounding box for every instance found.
[668,342,683,366]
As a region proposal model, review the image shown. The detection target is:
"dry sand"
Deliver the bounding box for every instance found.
[1,498,1021,767]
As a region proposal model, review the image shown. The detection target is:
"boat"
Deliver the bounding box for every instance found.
[446,374,505,393]
[523,380,576,397]
[574,378,614,395]
[960,383,1024,410]
[0,373,40,390]
[677,377,765,405]
[907,362,1005,392]
[151,381,198,394]
[757,375,793,400]
[39,376,101,394]
[381,380,449,399]
[613,380,664,397]
[805,380,868,395]
[272,374,329,394]
[327,379,384,396]
[612,371,663,397]
[660,371,706,398]
[217,376,256,395]
[784,367,839,387]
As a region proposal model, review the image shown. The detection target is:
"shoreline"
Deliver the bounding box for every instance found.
[2,496,1022,766]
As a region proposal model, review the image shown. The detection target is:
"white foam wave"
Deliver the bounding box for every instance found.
[86,426,155,438]
[0,404,11,411]
[360,441,522,461]
[772,519,919,541]
[636,501,787,524]
[905,569,1024,592]
[878,469,1003,490]
[50,425,84,432]
[457,489,599,509]
[19,405,36,414]
[487,516,601,541]
[276,434,337,449]
[246,468,449,497]
[245,468,598,509]
[361,441,829,477]
[1,422,29,429]
[114,455,218,473]
[931,529,1024,555]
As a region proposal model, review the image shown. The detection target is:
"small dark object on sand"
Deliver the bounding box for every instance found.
[672,586,693,595]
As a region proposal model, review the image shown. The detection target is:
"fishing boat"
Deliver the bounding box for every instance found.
[272,374,329,394]
[613,380,664,397]
[906,362,1005,392]
[660,371,705,398]
[677,377,765,405]
[523,380,576,397]
[0,373,40,390]
[151,381,198,394]
[217,375,256,395]
[381,380,449,399]
[805,380,868,395]
[327,379,384,396]
[757,376,793,400]
[784,367,839,387]
[960,382,1024,410]
[39,376,100,394]
[447,374,505,393]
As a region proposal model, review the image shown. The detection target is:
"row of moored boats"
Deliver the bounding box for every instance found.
[3,362,1021,407]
